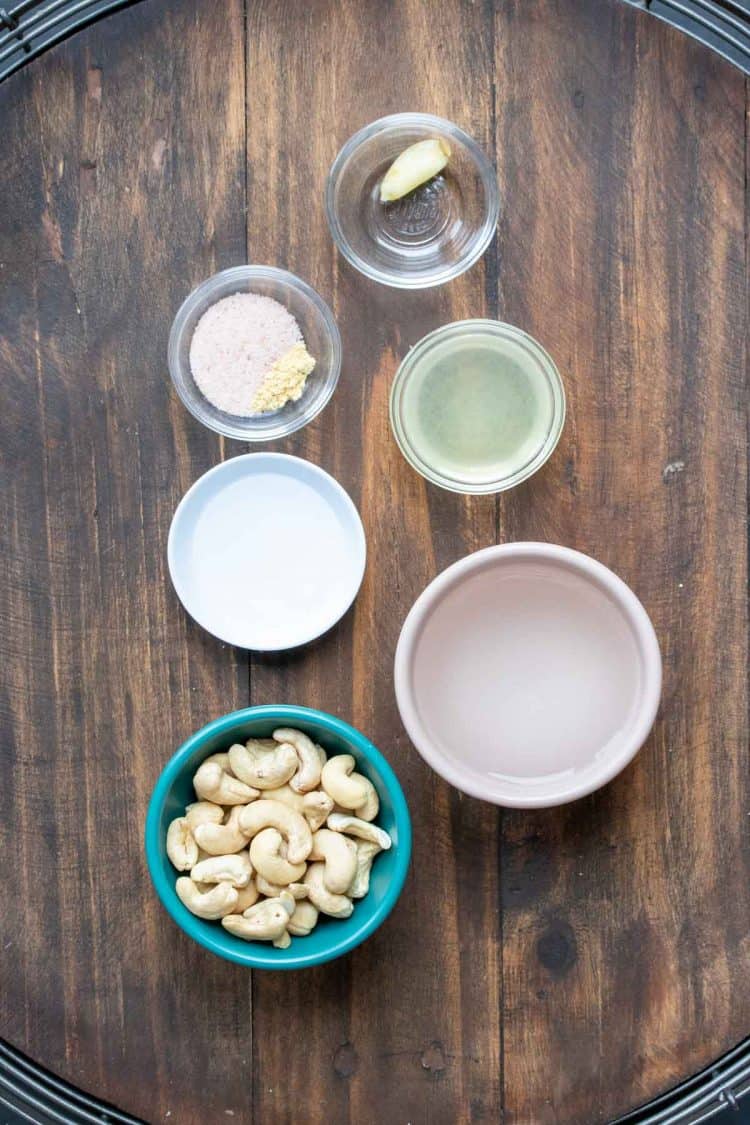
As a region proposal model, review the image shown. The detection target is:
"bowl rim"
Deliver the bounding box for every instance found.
[145,705,412,969]
[167,264,342,442]
[166,452,367,651]
[325,112,500,290]
[394,542,663,808]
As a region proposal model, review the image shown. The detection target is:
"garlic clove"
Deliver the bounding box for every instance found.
[380,137,451,203]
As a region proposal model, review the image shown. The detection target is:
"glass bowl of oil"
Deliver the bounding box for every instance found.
[325,113,499,289]
[390,321,566,494]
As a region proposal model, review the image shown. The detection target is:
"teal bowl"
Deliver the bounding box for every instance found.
[145,705,412,969]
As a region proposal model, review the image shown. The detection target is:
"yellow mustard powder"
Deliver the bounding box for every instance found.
[251,342,316,414]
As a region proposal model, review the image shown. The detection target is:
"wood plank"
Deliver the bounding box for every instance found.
[494,1,749,1120]
[0,3,251,1121]
[245,1,501,1122]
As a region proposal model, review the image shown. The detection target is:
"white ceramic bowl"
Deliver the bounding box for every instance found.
[168,454,366,650]
[394,543,662,808]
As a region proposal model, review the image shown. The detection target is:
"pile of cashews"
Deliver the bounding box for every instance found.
[166,727,392,949]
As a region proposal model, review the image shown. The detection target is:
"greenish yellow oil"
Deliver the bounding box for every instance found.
[398,332,555,486]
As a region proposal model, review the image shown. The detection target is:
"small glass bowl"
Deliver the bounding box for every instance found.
[325,113,500,289]
[390,320,566,494]
[168,265,341,442]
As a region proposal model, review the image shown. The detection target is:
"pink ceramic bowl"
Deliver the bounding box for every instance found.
[394,543,662,808]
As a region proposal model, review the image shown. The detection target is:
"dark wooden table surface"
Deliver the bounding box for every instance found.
[0,1,748,1122]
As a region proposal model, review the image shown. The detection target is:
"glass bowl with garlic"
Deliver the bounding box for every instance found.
[325,112,500,289]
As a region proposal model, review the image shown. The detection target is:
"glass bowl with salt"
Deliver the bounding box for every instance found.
[168,266,341,441]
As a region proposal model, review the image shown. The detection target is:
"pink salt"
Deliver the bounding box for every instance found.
[189,292,302,416]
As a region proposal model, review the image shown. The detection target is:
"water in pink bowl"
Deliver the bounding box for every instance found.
[409,557,644,795]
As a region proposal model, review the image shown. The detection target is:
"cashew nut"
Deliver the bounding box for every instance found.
[353,784,379,822]
[320,755,379,821]
[221,890,295,942]
[176,877,239,919]
[316,743,328,768]
[348,840,382,899]
[204,752,232,771]
[193,806,249,855]
[249,827,307,886]
[287,899,319,937]
[273,727,322,793]
[262,784,305,812]
[302,791,334,831]
[190,850,253,888]
[326,813,392,851]
[309,829,358,894]
[303,862,354,918]
[166,817,199,871]
[246,737,278,752]
[231,878,260,913]
[228,741,298,790]
[238,800,312,864]
[262,785,333,831]
[255,875,308,900]
[185,801,224,831]
[193,760,259,805]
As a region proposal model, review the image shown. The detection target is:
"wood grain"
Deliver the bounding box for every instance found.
[0,0,747,1122]
[494,2,749,1122]
[245,2,501,1122]
[0,2,251,1121]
